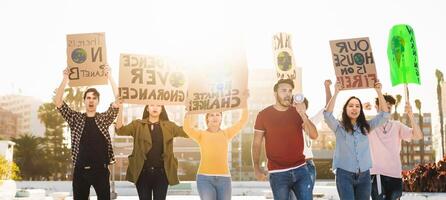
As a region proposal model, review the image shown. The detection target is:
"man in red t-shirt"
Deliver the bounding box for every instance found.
[251,79,318,200]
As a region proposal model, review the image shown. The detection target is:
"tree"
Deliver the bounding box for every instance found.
[64,87,85,111]
[415,99,424,164]
[38,103,71,180]
[12,134,48,180]
[0,156,20,181]
[436,69,444,157]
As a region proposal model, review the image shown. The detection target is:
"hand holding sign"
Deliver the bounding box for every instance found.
[404,102,413,116]
[334,82,343,94]
[374,81,383,94]
[103,65,110,77]
[63,67,69,81]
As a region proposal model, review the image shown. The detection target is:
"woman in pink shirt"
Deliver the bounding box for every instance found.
[368,94,423,200]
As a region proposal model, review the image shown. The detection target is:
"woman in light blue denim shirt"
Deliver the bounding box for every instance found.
[324,81,390,200]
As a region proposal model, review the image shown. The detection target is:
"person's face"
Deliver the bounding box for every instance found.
[275,83,293,107]
[84,92,99,113]
[147,105,162,118]
[207,112,222,127]
[375,101,394,113]
[346,98,361,120]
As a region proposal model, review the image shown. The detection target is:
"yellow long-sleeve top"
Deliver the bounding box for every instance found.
[183,108,249,176]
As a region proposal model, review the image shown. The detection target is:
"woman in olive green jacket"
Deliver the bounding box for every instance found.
[116,104,187,200]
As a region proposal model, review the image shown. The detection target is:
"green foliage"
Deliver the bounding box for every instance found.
[12,134,49,180]
[37,102,71,180]
[0,155,20,180]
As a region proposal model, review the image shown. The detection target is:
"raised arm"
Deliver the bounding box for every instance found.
[405,102,423,140]
[324,79,332,106]
[374,81,389,113]
[183,113,203,141]
[116,120,136,137]
[114,103,136,137]
[54,68,69,108]
[104,65,120,109]
[325,82,342,112]
[116,104,124,129]
[225,108,249,139]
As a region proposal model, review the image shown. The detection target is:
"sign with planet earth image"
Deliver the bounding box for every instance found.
[118,53,188,105]
[66,32,107,87]
[273,32,297,80]
[329,37,377,90]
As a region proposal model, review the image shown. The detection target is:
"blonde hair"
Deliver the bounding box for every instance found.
[205,112,222,126]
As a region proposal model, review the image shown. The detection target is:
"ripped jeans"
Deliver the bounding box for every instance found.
[269,165,313,200]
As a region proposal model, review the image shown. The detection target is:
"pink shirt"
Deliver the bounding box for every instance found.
[368,120,413,178]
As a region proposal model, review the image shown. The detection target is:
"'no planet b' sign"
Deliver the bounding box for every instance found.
[66,32,108,87]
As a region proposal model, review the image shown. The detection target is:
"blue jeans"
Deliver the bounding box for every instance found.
[290,160,316,200]
[196,174,231,200]
[335,168,371,200]
[306,160,316,191]
[269,165,313,200]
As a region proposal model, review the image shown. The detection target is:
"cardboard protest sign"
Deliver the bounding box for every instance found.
[67,32,107,87]
[186,43,248,114]
[388,24,420,86]
[273,32,297,80]
[273,33,303,92]
[329,37,377,90]
[118,54,187,105]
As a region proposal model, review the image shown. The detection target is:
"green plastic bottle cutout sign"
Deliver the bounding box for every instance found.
[387,24,421,86]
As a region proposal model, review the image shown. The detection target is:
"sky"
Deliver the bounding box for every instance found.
[0,0,445,120]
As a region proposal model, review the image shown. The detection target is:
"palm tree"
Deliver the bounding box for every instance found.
[38,102,71,180]
[12,134,49,180]
[415,99,424,164]
[394,94,402,120]
[436,69,444,157]
[63,87,85,111]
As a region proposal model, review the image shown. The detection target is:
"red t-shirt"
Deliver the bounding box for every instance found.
[254,105,305,171]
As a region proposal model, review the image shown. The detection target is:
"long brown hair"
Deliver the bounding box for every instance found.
[341,96,370,135]
[142,105,169,121]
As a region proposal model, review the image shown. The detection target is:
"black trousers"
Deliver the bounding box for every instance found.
[136,167,169,200]
[371,174,403,200]
[73,165,110,200]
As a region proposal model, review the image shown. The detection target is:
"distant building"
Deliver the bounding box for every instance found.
[400,113,436,169]
[0,108,18,138]
[0,95,45,137]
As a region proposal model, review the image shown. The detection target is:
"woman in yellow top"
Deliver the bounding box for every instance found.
[184,107,249,200]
